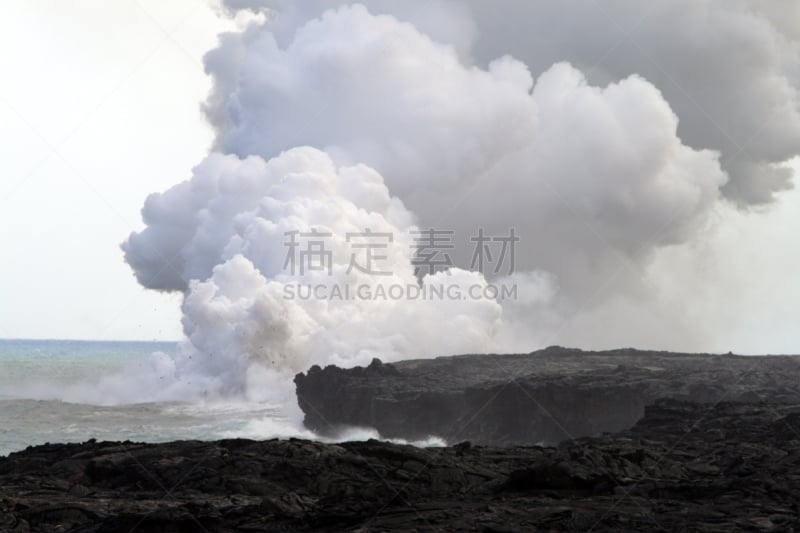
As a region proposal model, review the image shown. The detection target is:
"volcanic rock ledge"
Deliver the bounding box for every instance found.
[2,401,800,531]
[294,346,800,445]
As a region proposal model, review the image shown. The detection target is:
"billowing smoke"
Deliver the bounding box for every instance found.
[217,0,800,205]
[198,3,727,304]
[122,146,542,402]
[119,2,798,405]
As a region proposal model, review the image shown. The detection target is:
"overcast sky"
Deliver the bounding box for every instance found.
[1,1,799,354]
[0,1,233,340]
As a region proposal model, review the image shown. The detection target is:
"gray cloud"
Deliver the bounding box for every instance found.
[218,0,800,205]
[197,4,726,303]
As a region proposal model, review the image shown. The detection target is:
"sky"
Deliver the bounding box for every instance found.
[0,0,798,358]
[0,1,237,340]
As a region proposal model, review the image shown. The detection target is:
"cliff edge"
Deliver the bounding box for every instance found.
[294,346,800,445]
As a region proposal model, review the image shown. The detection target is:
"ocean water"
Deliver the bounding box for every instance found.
[0,339,295,457]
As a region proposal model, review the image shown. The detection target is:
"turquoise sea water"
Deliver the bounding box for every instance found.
[0,339,172,393]
[0,339,284,456]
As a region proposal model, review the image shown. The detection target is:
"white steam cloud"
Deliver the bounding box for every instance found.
[225,0,800,205]
[117,2,799,408]
[122,146,534,403]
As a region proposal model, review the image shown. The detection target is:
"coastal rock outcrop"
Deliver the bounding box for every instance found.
[295,347,800,445]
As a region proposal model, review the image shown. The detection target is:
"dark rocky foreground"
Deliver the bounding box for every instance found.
[295,346,800,445]
[2,400,800,531]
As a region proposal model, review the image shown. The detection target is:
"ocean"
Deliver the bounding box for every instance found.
[0,339,298,457]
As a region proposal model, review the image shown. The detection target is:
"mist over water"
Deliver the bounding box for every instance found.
[0,340,445,455]
[0,340,215,455]
[0,340,296,456]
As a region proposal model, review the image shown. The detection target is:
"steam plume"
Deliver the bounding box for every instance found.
[119,2,799,405]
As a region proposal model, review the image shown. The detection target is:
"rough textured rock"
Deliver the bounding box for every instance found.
[1,400,800,531]
[294,347,800,445]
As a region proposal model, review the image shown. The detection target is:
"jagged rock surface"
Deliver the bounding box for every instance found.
[1,401,800,531]
[294,347,800,445]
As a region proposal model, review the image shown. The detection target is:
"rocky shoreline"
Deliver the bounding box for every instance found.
[295,346,800,445]
[4,348,800,531]
[2,399,800,531]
